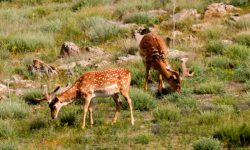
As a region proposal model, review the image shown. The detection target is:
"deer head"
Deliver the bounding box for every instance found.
[36,85,64,119]
[166,66,181,93]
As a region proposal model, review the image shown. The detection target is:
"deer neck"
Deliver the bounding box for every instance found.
[57,84,78,104]
[153,60,172,79]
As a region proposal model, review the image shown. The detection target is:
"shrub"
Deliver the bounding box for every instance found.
[0,100,29,119]
[153,104,180,122]
[124,12,159,26]
[206,40,227,55]
[71,0,112,11]
[1,33,54,53]
[0,121,15,138]
[198,111,219,125]
[230,0,248,6]
[23,89,43,105]
[208,56,232,69]
[213,124,250,147]
[235,19,250,30]
[123,61,144,87]
[121,88,156,111]
[0,142,16,150]
[134,133,151,144]
[225,44,250,62]
[41,19,62,32]
[234,33,250,47]
[201,26,226,40]
[234,65,250,82]
[194,82,224,94]
[29,118,49,130]
[193,137,222,150]
[82,17,129,43]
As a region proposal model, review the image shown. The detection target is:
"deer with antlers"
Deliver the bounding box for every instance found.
[139,32,181,93]
[37,68,134,129]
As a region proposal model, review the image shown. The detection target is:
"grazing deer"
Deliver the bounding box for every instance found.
[139,33,181,93]
[37,68,134,129]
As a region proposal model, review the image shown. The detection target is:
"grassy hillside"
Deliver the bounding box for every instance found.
[0,0,250,149]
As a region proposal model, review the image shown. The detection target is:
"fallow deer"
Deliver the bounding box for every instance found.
[139,33,181,93]
[37,68,134,129]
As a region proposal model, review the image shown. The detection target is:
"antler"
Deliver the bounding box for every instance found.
[181,58,194,78]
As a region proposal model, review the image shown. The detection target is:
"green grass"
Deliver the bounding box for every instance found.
[81,16,129,43]
[208,56,232,69]
[124,12,159,26]
[153,104,180,122]
[206,40,227,55]
[193,137,222,150]
[234,33,250,47]
[121,88,156,111]
[214,124,250,147]
[0,121,15,138]
[0,99,29,119]
[194,82,225,94]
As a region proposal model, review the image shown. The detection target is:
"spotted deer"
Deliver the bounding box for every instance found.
[37,68,134,129]
[139,33,181,93]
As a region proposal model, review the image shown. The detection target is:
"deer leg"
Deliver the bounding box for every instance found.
[121,91,134,126]
[158,74,164,93]
[112,94,121,125]
[88,101,94,127]
[144,65,151,91]
[82,96,91,129]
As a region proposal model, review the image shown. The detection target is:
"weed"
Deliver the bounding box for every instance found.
[123,61,144,87]
[234,33,250,47]
[124,12,159,26]
[0,121,15,138]
[0,142,16,150]
[230,0,248,6]
[153,104,180,122]
[71,0,112,11]
[214,124,250,147]
[225,44,250,62]
[206,40,227,55]
[194,82,224,94]
[198,111,219,125]
[0,99,29,119]
[234,64,250,82]
[208,56,232,69]
[121,88,156,111]
[29,117,49,130]
[193,137,222,150]
[134,133,151,144]
[201,26,226,40]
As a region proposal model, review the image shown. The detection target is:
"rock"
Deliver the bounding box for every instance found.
[94,61,111,68]
[168,49,188,59]
[76,60,91,68]
[191,23,211,32]
[85,46,105,55]
[60,42,81,57]
[116,54,141,63]
[204,3,241,20]
[0,83,8,93]
[57,62,76,71]
[222,40,233,45]
[173,9,200,22]
[28,59,58,77]
[148,9,168,17]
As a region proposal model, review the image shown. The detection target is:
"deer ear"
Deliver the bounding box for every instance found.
[53,86,61,94]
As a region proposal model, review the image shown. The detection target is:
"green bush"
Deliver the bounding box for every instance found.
[0,121,15,138]
[121,88,156,111]
[72,0,112,11]
[29,118,49,130]
[41,19,62,32]
[124,12,159,26]
[134,133,151,144]
[201,26,226,40]
[234,65,250,82]
[0,100,29,119]
[153,105,180,122]
[198,111,219,125]
[193,137,222,150]
[0,142,16,150]
[214,124,250,147]
[124,61,145,87]
[208,56,232,69]
[194,82,224,94]
[82,16,129,43]
[230,0,248,6]
[23,89,43,105]
[206,40,227,55]
[0,33,54,53]
[234,33,250,47]
[225,44,250,62]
